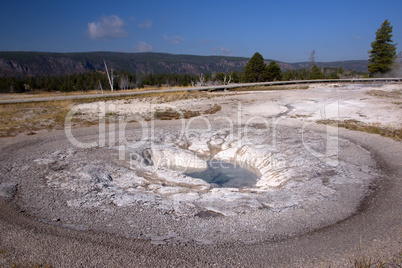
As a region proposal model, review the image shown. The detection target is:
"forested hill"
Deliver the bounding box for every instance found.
[0,51,368,77]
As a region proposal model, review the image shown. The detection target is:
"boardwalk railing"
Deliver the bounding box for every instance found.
[1,78,401,104]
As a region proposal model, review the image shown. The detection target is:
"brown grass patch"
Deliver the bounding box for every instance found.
[366,90,401,99]
[317,119,401,141]
[233,84,309,92]
[290,114,310,119]
[0,100,73,137]
[0,85,191,101]
[153,90,209,103]
[351,249,401,268]
[153,104,221,120]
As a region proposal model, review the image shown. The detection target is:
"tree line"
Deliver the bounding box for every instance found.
[0,71,197,93]
[0,62,349,93]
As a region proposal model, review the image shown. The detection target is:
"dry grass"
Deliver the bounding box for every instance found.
[366,89,401,99]
[353,257,389,268]
[0,86,190,101]
[0,100,73,137]
[0,90,114,101]
[64,90,209,104]
[290,114,310,119]
[233,84,309,92]
[317,119,401,141]
[351,250,401,268]
[153,90,209,103]
[152,104,221,120]
[0,90,217,137]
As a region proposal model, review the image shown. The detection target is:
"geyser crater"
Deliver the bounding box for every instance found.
[29,125,380,243]
[141,141,261,189]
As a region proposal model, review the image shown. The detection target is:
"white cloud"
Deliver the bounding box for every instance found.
[138,20,153,29]
[213,46,233,56]
[163,34,185,45]
[135,41,154,52]
[171,35,184,45]
[88,15,128,40]
[220,47,232,55]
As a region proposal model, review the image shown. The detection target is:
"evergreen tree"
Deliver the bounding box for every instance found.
[282,70,297,81]
[368,19,397,77]
[309,65,325,80]
[265,61,282,81]
[243,52,268,82]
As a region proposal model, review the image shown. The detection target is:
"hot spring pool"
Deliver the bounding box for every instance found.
[185,160,259,188]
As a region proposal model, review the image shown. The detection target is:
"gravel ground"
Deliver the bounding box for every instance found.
[0,83,401,267]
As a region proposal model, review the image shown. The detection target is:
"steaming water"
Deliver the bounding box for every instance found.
[185,160,259,188]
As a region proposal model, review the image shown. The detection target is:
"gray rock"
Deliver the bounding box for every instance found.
[0,182,17,199]
[84,165,113,182]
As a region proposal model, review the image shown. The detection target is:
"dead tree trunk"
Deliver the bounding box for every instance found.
[104,60,114,92]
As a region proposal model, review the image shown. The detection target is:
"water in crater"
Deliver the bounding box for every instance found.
[185,160,259,188]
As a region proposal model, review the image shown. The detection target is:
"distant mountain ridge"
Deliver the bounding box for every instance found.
[0,51,368,77]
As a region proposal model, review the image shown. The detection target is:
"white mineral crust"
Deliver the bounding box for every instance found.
[150,145,208,172]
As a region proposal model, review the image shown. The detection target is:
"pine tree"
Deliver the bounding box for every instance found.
[243,52,268,82]
[265,61,282,81]
[309,65,325,80]
[368,19,397,77]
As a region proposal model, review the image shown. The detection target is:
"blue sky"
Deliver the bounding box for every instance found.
[0,0,401,62]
